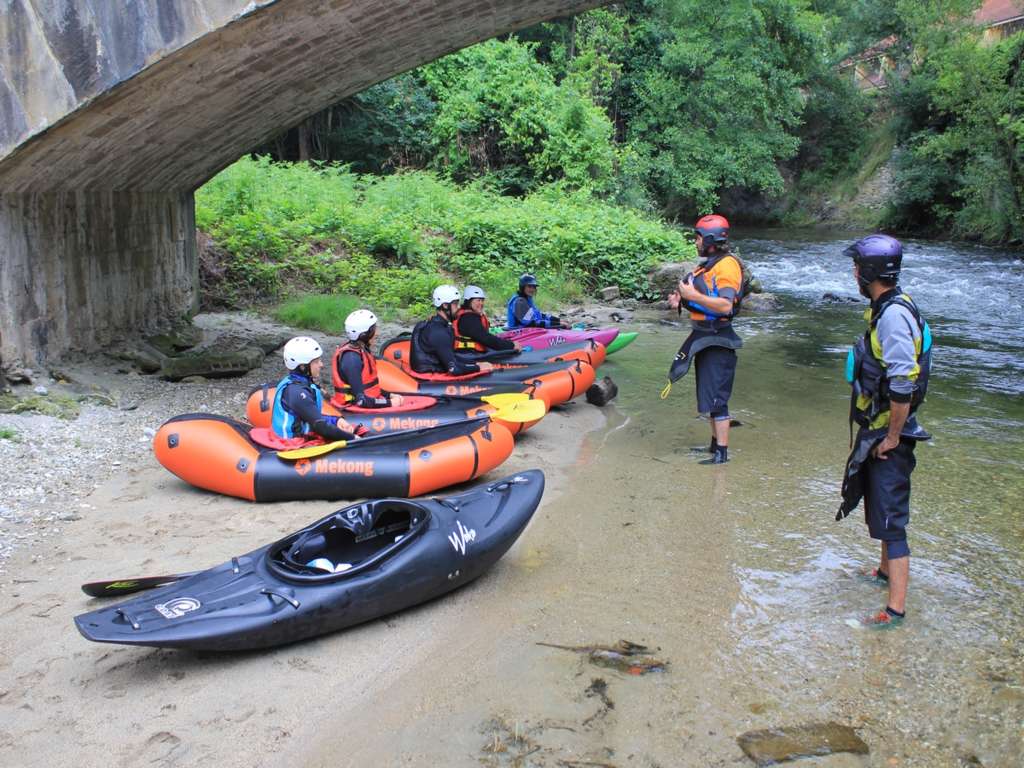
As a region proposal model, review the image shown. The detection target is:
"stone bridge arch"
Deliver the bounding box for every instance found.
[0,0,604,370]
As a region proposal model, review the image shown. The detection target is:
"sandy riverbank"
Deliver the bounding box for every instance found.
[0,312,608,767]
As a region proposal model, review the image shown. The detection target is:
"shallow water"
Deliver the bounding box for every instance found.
[303,232,1024,766]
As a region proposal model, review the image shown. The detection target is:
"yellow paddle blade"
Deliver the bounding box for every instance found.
[492,398,547,423]
[278,440,347,460]
[479,392,531,408]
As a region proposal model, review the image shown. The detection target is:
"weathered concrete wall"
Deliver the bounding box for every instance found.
[0,0,263,158]
[0,192,197,369]
[0,0,605,369]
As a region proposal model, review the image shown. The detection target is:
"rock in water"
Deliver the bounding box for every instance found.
[600,285,621,301]
[737,722,869,766]
[586,376,618,407]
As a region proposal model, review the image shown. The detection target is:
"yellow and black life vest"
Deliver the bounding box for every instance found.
[846,291,932,430]
[453,308,489,353]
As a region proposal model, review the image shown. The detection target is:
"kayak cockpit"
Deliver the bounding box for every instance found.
[267,500,430,582]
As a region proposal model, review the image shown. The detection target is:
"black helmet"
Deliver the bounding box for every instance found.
[519,273,539,290]
[844,234,903,289]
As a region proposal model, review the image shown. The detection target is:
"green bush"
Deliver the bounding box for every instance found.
[195,157,690,315]
[273,294,362,334]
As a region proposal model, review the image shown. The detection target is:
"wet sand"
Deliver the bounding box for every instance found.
[0,394,606,767]
[2,313,1022,767]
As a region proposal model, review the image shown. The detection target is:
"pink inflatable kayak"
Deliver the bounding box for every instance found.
[499,326,620,349]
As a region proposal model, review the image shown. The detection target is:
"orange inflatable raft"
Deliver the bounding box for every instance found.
[245,388,541,437]
[375,357,595,408]
[380,335,607,370]
[153,414,514,502]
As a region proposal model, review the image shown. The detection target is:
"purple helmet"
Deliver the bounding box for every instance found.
[844,234,902,287]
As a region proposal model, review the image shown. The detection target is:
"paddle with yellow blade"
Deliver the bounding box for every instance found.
[388,391,534,409]
[277,399,547,460]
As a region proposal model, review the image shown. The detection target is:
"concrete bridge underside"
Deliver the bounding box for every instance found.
[0,0,604,370]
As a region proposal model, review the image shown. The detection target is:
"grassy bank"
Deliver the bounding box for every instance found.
[196,157,692,327]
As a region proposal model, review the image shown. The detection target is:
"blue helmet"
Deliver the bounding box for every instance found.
[844,234,903,288]
[519,273,539,290]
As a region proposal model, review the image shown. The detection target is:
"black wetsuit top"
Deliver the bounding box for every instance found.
[280,376,354,441]
[457,312,516,352]
[338,351,389,408]
[411,315,481,375]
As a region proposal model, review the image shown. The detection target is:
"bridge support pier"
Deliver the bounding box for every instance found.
[0,191,198,372]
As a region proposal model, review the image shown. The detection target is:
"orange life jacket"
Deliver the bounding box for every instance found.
[453,308,489,353]
[331,341,383,407]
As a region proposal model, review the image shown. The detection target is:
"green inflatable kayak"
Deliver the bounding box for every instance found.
[605,331,638,355]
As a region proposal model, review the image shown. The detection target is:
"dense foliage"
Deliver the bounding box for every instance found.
[887,13,1024,241]
[220,0,1022,323]
[195,157,691,317]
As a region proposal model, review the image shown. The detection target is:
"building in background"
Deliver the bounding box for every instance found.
[840,0,1024,91]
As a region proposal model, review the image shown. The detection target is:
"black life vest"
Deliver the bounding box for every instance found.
[846,291,932,431]
[410,315,452,373]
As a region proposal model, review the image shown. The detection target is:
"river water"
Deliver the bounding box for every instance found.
[577,230,1024,766]
[293,231,1023,767]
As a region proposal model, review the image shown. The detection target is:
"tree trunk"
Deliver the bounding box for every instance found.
[297,121,312,162]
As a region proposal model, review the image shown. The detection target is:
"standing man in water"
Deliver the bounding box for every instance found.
[668,215,744,465]
[837,235,932,628]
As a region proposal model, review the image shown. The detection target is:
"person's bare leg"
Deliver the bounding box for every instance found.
[879,540,889,577]
[712,416,730,447]
[887,555,909,614]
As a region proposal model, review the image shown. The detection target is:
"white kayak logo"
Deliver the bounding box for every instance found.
[448,520,477,555]
[155,597,201,619]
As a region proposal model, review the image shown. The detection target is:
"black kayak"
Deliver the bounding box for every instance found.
[74,470,544,651]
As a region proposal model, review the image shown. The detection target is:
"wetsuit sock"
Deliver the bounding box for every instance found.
[700,445,728,465]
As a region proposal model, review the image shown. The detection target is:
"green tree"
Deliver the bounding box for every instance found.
[421,38,617,194]
[622,0,826,215]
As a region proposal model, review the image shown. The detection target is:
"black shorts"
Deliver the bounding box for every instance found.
[863,438,917,544]
[694,345,736,416]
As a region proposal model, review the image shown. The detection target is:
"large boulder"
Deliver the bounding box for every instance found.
[741,292,780,313]
[146,321,203,356]
[159,346,265,381]
[648,262,698,296]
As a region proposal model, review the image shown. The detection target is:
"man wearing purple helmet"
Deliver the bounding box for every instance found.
[837,234,933,628]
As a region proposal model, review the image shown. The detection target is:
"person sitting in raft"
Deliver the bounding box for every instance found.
[668,214,743,465]
[506,273,566,330]
[272,336,366,442]
[453,285,522,355]
[331,309,404,409]
[410,285,496,376]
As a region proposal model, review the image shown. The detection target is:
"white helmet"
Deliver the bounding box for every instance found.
[282,336,323,370]
[433,284,461,307]
[344,309,378,341]
[463,285,487,300]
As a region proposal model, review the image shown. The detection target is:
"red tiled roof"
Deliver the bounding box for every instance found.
[839,34,898,67]
[975,0,1024,25]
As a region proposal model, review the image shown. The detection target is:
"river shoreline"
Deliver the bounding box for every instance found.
[0,311,609,767]
[1,243,1021,768]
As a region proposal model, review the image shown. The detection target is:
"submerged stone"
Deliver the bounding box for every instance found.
[737,722,868,766]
